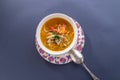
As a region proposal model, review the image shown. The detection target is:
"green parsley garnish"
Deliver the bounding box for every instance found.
[54,35,60,41]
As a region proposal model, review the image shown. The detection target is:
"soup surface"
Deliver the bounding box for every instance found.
[40,18,74,51]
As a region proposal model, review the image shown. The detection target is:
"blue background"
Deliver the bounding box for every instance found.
[0,0,120,80]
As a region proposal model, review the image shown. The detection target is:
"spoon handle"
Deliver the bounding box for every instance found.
[82,63,100,80]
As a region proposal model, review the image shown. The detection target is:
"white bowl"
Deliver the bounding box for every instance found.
[36,13,78,56]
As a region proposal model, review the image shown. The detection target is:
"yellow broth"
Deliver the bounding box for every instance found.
[40,18,74,51]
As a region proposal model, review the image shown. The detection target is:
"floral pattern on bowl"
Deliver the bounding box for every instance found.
[35,20,85,64]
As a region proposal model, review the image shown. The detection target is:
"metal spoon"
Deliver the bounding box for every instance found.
[70,49,100,80]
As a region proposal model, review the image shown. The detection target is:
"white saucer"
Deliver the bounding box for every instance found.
[35,20,85,64]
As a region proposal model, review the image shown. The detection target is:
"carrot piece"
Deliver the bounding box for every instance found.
[58,24,67,34]
[49,27,58,32]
